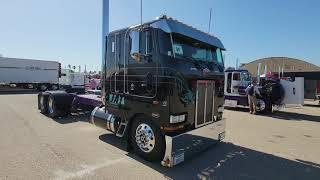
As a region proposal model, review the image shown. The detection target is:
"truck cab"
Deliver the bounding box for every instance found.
[92,16,226,166]
[38,15,227,167]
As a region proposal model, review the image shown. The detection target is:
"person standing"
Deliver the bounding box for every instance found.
[246,78,261,114]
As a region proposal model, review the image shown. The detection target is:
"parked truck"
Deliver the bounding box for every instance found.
[59,69,86,93]
[0,57,60,91]
[224,68,304,112]
[37,15,226,167]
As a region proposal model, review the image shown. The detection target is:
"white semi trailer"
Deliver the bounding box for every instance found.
[0,57,61,91]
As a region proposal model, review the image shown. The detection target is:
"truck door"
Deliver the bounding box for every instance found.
[281,77,304,106]
[225,72,232,94]
[109,33,125,94]
[126,28,157,98]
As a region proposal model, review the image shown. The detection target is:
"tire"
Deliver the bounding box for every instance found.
[256,99,266,113]
[130,115,165,162]
[39,94,48,114]
[39,84,48,91]
[257,99,272,113]
[48,95,59,118]
[51,84,59,90]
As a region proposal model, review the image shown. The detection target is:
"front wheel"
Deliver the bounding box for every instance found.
[130,116,165,162]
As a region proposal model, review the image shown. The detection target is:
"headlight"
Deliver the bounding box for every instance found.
[170,114,186,124]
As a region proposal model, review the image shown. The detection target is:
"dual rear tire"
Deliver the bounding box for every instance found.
[39,93,71,118]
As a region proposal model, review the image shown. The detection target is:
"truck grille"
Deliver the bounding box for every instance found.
[195,80,215,128]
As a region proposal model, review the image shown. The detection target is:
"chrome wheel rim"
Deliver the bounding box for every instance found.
[48,98,54,114]
[257,99,266,111]
[135,123,155,153]
[40,96,45,110]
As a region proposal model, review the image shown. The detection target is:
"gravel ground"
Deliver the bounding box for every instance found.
[0,93,319,180]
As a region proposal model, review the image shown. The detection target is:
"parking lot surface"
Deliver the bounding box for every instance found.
[0,93,319,180]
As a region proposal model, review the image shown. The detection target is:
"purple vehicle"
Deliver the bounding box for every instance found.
[38,89,103,117]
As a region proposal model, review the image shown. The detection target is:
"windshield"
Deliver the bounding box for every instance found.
[159,32,224,64]
[241,72,252,81]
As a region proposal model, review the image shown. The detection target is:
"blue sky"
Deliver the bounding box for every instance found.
[0,0,319,71]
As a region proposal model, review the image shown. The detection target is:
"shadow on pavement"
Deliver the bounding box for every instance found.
[224,106,249,112]
[304,104,320,108]
[225,106,320,122]
[51,112,91,124]
[98,135,320,180]
[99,134,128,151]
[267,111,320,122]
[0,89,38,95]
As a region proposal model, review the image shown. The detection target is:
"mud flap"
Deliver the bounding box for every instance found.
[161,118,226,167]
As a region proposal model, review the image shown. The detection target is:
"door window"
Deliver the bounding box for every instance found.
[233,72,240,81]
[227,73,232,93]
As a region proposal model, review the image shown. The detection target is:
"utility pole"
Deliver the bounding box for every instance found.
[140,0,143,25]
[102,0,109,66]
[236,58,239,69]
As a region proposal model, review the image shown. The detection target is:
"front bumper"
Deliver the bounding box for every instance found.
[161,118,226,167]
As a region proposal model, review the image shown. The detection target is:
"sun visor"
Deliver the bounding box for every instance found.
[151,18,225,50]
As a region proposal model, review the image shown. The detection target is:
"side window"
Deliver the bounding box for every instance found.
[227,73,232,93]
[216,48,223,64]
[130,31,140,60]
[129,30,152,62]
[146,31,152,54]
[159,31,173,56]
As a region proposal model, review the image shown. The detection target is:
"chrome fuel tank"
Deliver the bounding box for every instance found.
[90,106,120,133]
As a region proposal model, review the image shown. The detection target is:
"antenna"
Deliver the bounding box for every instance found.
[208,8,212,33]
[236,58,239,69]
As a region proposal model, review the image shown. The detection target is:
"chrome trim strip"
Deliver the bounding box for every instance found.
[194,82,199,128]
[203,83,207,123]
[212,82,215,121]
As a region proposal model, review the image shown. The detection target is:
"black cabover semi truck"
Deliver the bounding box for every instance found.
[38,15,226,167]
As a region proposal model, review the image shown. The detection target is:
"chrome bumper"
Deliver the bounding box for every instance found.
[161,118,226,167]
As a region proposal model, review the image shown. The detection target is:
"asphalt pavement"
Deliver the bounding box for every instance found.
[0,93,319,180]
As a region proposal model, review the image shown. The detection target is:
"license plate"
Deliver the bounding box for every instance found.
[224,100,237,107]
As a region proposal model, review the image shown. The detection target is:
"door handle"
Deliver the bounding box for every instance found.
[293,87,296,95]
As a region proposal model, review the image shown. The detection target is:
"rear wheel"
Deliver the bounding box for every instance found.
[51,84,59,90]
[48,95,58,118]
[130,116,165,161]
[39,84,48,91]
[39,94,48,114]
